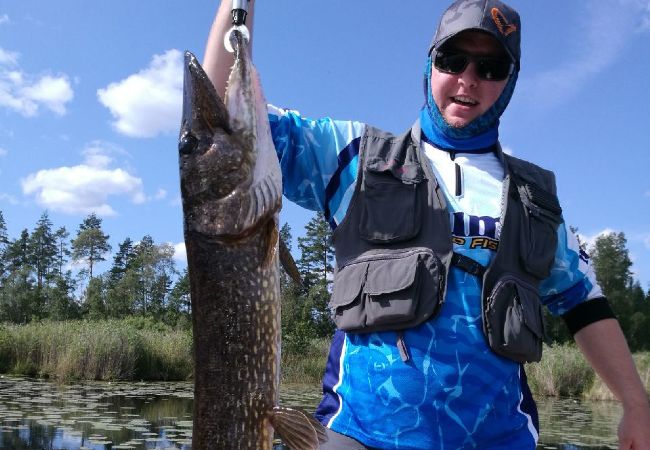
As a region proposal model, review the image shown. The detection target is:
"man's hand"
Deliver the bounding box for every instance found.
[573,319,650,449]
[618,402,650,450]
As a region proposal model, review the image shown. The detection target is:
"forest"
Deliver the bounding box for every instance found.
[0,209,649,354]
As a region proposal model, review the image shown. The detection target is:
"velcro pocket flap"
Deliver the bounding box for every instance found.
[365,158,424,184]
[330,262,369,309]
[364,252,421,327]
[518,182,562,222]
[523,183,562,217]
[364,253,419,295]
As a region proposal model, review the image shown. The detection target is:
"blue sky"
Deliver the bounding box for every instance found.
[0,1,649,288]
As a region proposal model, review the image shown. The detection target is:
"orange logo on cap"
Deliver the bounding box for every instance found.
[491,7,517,36]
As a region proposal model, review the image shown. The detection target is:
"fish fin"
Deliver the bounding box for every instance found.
[263,218,279,269]
[270,406,328,450]
[279,238,303,287]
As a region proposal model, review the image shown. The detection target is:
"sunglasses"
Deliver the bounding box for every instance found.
[433,50,514,81]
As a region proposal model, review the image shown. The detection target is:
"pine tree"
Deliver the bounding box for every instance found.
[53,227,71,278]
[47,271,79,321]
[590,232,632,297]
[1,229,35,322]
[5,229,32,284]
[297,212,334,289]
[0,211,8,279]
[85,276,107,320]
[279,222,299,291]
[168,268,191,326]
[626,282,649,351]
[71,213,111,279]
[108,238,136,286]
[29,212,58,290]
[295,212,336,338]
[278,223,305,348]
[129,236,176,316]
[590,232,637,343]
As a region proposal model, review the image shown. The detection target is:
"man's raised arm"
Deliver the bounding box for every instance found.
[203,0,255,100]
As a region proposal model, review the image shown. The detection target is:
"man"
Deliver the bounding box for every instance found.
[203,1,650,448]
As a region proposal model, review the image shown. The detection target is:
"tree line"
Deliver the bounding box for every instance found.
[0,209,648,352]
[0,208,337,340]
[545,230,650,352]
[0,210,187,326]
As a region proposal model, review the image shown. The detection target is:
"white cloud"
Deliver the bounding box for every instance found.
[502,146,514,156]
[20,75,74,116]
[0,14,9,26]
[577,228,615,251]
[643,235,650,250]
[20,142,145,216]
[0,48,18,66]
[0,147,7,157]
[645,190,650,198]
[0,46,74,117]
[0,192,18,205]
[173,242,187,264]
[97,49,182,138]
[521,0,650,110]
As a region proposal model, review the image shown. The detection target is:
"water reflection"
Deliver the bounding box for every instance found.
[0,376,194,449]
[0,377,622,449]
[536,396,621,450]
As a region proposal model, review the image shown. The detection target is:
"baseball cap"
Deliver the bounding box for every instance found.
[430,0,521,68]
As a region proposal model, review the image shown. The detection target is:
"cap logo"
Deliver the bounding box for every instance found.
[491,7,517,36]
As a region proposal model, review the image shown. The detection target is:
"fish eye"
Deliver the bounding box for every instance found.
[179,132,198,155]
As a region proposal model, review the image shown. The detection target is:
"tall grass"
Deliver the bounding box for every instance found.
[2,320,648,403]
[0,320,193,382]
[526,344,650,400]
[583,351,650,401]
[281,337,329,385]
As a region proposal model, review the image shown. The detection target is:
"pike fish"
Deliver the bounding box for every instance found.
[178,29,326,450]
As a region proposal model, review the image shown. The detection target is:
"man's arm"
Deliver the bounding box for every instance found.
[203,0,255,99]
[574,319,650,450]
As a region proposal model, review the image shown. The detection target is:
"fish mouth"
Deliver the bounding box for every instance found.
[178,51,281,240]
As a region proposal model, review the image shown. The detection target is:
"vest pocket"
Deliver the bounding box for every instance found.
[329,261,369,331]
[486,275,544,363]
[329,249,442,333]
[517,183,562,279]
[365,253,421,327]
[359,169,422,243]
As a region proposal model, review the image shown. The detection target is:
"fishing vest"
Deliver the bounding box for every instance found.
[329,123,563,363]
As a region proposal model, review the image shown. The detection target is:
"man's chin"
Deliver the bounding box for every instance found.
[444,116,472,129]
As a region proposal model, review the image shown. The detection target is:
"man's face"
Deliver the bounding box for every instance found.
[430,31,510,128]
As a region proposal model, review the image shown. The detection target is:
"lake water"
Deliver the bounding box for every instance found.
[0,376,622,449]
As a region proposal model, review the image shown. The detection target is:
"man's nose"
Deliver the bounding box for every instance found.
[458,62,479,87]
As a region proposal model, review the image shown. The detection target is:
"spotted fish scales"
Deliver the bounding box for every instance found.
[178,30,325,450]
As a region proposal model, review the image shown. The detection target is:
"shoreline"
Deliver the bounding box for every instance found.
[1,320,648,402]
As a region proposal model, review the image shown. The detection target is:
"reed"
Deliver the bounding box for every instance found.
[2,320,647,402]
[0,320,193,381]
[281,337,329,385]
[526,343,594,397]
[527,344,650,401]
[583,351,650,401]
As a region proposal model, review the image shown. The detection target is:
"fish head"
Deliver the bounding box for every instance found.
[178,51,257,238]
